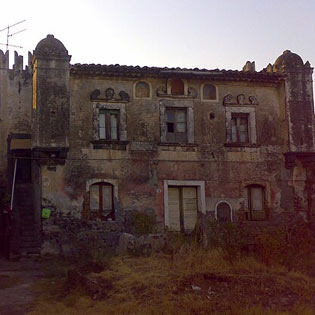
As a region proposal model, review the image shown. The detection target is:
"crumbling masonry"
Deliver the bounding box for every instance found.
[0,35,314,256]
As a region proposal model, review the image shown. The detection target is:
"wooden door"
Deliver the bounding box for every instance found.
[182,187,198,231]
[168,186,197,232]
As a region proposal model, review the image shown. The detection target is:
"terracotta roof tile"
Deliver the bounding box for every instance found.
[70,63,284,83]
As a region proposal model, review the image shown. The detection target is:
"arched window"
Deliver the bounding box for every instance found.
[135,81,150,98]
[171,79,184,95]
[245,185,266,221]
[215,201,232,222]
[89,182,115,220]
[203,84,216,100]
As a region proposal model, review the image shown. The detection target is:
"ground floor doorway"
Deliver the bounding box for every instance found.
[164,180,206,233]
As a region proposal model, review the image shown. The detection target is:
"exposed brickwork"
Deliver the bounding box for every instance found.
[0,37,314,256]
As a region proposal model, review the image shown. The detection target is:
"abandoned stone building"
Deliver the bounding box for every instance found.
[0,34,314,257]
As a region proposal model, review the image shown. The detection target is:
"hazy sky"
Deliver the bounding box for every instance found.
[0,0,314,72]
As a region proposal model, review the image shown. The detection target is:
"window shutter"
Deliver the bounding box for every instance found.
[90,185,100,211]
[182,187,197,231]
[250,186,265,220]
[102,185,113,213]
[99,113,106,139]
[168,187,181,231]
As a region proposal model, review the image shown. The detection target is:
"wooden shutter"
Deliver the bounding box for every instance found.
[168,187,181,231]
[102,185,113,215]
[90,184,100,213]
[99,113,106,139]
[239,116,249,143]
[251,186,265,220]
[182,187,197,231]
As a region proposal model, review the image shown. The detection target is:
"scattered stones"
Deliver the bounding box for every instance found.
[117,233,168,256]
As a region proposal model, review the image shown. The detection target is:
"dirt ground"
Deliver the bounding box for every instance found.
[0,259,45,315]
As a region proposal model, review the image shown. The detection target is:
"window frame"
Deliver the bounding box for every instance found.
[92,103,127,143]
[165,107,187,144]
[245,185,266,221]
[159,99,195,144]
[225,106,257,146]
[99,109,120,141]
[89,182,115,221]
[231,113,249,144]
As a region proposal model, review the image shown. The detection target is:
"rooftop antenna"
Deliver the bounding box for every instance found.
[0,20,26,50]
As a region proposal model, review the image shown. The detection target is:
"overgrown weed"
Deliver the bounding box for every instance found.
[28,217,315,314]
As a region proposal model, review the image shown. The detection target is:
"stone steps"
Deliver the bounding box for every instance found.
[14,184,40,257]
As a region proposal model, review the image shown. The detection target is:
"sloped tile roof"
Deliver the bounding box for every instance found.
[70,63,284,83]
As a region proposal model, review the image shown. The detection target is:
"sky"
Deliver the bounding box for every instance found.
[0,0,315,73]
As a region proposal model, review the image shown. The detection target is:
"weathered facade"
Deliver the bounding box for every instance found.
[0,35,314,256]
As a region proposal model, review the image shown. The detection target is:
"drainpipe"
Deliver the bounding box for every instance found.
[10,158,18,210]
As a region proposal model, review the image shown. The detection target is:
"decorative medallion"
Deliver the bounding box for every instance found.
[223,94,258,106]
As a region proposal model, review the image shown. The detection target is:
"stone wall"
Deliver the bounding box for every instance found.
[0,51,32,183]
[36,73,294,225]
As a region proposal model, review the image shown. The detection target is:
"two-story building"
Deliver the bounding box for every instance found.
[0,35,314,256]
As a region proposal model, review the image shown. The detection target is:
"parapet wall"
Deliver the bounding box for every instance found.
[0,49,33,185]
[0,49,33,70]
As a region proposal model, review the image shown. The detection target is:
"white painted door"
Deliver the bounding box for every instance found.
[168,187,181,231]
[168,186,198,232]
[182,187,198,231]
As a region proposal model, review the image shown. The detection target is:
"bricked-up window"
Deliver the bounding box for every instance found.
[171,79,184,95]
[203,84,216,100]
[245,185,266,221]
[216,202,232,222]
[135,81,150,98]
[89,182,115,220]
[231,113,249,143]
[99,109,119,140]
[165,107,187,143]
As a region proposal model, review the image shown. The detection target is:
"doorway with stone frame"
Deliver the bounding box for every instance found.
[164,180,206,233]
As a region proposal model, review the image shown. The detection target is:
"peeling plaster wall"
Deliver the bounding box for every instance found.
[37,74,294,223]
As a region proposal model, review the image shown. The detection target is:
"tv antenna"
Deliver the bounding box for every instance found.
[0,20,26,51]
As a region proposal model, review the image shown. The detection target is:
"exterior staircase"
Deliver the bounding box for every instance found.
[14,184,40,257]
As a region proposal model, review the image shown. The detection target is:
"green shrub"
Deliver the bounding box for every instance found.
[253,215,315,272]
[125,211,156,236]
[207,221,249,265]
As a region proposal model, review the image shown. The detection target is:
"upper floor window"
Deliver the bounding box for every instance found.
[171,79,184,95]
[92,103,127,147]
[135,81,150,98]
[99,109,119,141]
[245,185,266,221]
[231,113,249,144]
[202,84,217,101]
[89,182,115,221]
[224,94,258,147]
[165,107,187,143]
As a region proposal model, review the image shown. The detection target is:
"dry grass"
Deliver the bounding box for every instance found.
[0,274,20,289]
[27,245,315,315]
